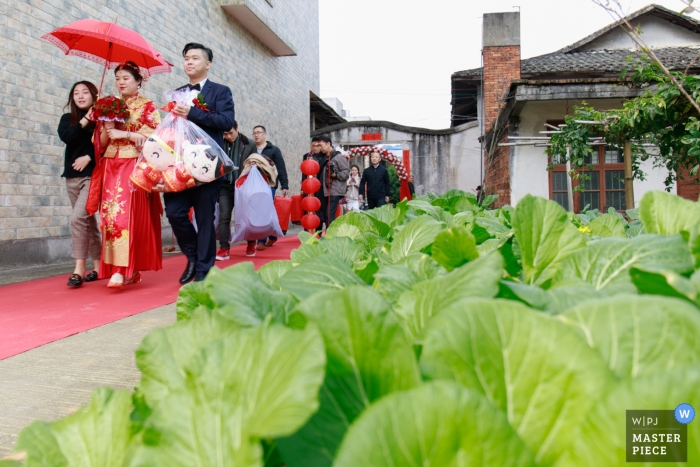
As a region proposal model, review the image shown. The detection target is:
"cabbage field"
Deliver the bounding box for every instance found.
[6,190,700,466]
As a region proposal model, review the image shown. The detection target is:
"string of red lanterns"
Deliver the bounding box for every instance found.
[300,158,321,232]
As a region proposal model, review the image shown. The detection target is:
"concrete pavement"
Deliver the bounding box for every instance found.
[0,304,176,459]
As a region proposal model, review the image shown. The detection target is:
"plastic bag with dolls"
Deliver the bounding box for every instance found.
[129,88,235,192]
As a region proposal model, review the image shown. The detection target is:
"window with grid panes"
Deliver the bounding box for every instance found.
[551,172,569,210]
[548,123,626,212]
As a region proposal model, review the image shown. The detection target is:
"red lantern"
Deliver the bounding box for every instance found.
[301,159,320,176]
[302,177,321,194]
[301,196,321,212]
[301,213,321,231]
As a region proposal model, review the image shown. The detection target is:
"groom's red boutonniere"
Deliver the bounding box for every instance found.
[160,93,209,112]
[192,93,209,112]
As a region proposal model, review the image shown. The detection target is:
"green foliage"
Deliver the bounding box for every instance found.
[11,190,700,467]
[334,382,536,467]
[386,163,401,204]
[548,62,700,188]
[16,388,132,467]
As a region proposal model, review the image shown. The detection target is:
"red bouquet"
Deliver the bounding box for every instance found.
[93,95,130,122]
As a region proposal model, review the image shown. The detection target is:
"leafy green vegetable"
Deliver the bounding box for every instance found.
[206,264,297,326]
[131,321,325,467]
[587,213,627,237]
[290,242,327,265]
[513,195,586,287]
[420,298,612,466]
[389,214,444,262]
[393,252,503,340]
[278,286,420,467]
[559,367,700,466]
[630,267,699,304]
[16,388,132,467]
[324,212,374,239]
[279,253,365,301]
[334,381,536,467]
[558,295,700,378]
[319,237,366,266]
[497,280,550,310]
[12,190,700,467]
[257,260,294,289]
[135,307,240,407]
[554,235,694,292]
[373,253,444,304]
[430,225,479,271]
[175,280,214,321]
[639,190,700,235]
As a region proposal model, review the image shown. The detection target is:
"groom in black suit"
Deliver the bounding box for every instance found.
[164,43,235,283]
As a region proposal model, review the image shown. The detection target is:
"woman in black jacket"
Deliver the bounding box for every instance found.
[58,81,101,287]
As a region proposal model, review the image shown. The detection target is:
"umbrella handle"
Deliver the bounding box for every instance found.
[98,42,113,96]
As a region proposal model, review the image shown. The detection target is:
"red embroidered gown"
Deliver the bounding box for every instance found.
[98,94,162,279]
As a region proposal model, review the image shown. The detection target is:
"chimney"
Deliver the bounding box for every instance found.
[482,12,521,133]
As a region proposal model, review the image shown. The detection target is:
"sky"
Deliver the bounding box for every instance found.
[319,0,698,129]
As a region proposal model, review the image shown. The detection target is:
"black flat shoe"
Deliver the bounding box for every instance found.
[179,261,196,285]
[67,274,83,287]
[84,271,99,282]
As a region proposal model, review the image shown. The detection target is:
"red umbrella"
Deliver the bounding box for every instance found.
[41,19,172,92]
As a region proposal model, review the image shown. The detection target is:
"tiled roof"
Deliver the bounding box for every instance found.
[453,46,700,78]
[554,4,700,54]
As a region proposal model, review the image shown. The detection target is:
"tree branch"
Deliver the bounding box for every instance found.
[591,0,700,116]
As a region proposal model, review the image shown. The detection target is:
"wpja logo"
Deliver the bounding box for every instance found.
[626,404,695,462]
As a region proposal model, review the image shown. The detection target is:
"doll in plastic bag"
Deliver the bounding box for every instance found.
[130,88,234,192]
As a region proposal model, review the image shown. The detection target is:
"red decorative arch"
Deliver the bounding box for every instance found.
[346,146,409,181]
[346,146,412,201]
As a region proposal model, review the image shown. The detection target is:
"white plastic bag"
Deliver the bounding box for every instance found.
[231,166,283,243]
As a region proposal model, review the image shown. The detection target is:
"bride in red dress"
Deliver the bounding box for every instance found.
[97,61,162,288]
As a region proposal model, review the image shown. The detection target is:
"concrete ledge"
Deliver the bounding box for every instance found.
[0,227,175,271]
[311,120,478,137]
[220,0,296,56]
[514,82,643,102]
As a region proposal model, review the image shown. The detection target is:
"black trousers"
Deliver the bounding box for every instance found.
[319,193,343,230]
[164,180,221,278]
[218,182,234,250]
[367,197,387,209]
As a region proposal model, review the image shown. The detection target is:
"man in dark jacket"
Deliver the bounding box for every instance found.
[215,121,254,261]
[315,136,349,229]
[359,150,390,209]
[252,125,288,249]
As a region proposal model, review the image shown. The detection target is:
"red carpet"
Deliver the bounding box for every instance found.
[0,236,299,360]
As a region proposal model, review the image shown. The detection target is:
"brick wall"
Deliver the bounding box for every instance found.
[482,45,520,133]
[482,44,519,206]
[484,145,512,206]
[0,0,319,263]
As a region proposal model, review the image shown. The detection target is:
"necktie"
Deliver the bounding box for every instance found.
[188,83,201,91]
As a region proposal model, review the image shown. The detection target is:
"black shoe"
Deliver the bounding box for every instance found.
[84,271,99,282]
[179,261,196,285]
[67,273,83,287]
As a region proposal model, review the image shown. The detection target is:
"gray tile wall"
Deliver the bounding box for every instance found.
[0,0,318,250]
